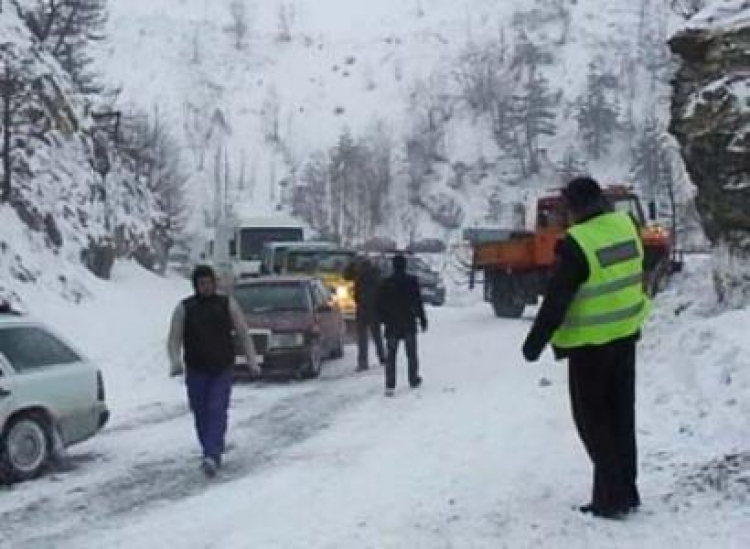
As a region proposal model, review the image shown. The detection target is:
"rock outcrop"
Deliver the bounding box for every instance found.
[669,2,750,254]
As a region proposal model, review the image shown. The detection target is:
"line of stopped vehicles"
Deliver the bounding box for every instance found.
[0,183,680,483]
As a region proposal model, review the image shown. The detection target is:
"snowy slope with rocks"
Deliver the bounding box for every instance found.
[100,0,688,246]
[0,3,178,308]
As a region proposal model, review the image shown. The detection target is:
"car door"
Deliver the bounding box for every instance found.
[0,324,98,443]
[0,349,16,432]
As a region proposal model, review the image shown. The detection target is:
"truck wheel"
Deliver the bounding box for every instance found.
[491,274,526,318]
[646,259,670,297]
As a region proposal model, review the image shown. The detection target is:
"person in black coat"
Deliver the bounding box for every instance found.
[522,177,644,519]
[378,254,427,396]
[346,257,386,371]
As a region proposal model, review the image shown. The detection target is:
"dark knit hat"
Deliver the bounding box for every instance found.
[191,264,216,291]
[562,176,604,211]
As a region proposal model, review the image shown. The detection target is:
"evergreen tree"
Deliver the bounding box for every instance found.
[630,116,673,208]
[576,61,620,159]
[556,148,589,185]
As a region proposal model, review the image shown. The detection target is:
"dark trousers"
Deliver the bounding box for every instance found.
[385,331,419,389]
[357,316,386,368]
[568,340,639,511]
[186,369,233,463]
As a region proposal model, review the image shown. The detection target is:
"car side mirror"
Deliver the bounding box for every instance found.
[648,201,657,221]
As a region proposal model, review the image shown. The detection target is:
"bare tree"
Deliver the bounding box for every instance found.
[262,84,281,143]
[117,108,188,268]
[226,0,250,51]
[277,2,295,43]
[669,0,708,18]
[0,46,39,205]
[19,0,108,93]
[0,65,19,203]
[190,28,202,65]
[293,124,393,244]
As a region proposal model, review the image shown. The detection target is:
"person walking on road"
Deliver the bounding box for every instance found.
[168,265,259,477]
[346,257,387,372]
[378,254,428,396]
[522,177,649,519]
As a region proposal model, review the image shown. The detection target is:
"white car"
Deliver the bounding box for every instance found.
[0,310,109,482]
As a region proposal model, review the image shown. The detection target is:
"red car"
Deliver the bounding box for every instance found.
[232,276,345,378]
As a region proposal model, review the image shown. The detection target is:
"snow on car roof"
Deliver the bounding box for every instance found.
[234,275,318,286]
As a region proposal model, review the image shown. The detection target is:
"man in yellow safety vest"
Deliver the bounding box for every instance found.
[522,176,649,519]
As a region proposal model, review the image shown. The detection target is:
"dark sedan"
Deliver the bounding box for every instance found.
[372,253,446,306]
[232,276,345,379]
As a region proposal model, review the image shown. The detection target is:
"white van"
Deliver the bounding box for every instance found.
[209,216,307,284]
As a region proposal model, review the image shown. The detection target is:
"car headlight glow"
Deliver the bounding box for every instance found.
[270,332,306,348]
[336,285,349,300]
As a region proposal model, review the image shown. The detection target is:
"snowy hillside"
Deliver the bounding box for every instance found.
[0,1,185,307]
[100,0,689,247]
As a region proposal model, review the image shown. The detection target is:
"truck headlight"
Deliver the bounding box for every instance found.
[270,332,306,348]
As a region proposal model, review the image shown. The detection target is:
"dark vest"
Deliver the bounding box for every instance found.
[182,294,235,373]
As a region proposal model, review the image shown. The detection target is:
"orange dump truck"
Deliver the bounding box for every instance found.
[468,186,681,318]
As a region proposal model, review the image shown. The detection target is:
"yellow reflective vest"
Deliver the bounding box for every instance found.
[552,212,650,349]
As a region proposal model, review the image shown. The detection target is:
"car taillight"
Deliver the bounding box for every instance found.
[97,371,106,401]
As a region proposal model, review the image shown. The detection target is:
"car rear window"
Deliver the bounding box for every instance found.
[0,326,81,372]
[234,283,311,314]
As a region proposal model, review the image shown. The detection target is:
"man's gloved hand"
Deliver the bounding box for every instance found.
[247,357,261,378]
[522,333,544,362]
[420,317,428,332]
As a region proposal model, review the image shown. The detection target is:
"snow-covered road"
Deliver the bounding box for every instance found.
[1,263,748,548]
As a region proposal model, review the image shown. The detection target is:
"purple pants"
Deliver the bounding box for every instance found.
[186,369,233,462]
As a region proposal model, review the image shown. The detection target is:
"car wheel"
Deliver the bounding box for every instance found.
[1,413,51,482]
[302,344,323,379]
[329,332,345,359]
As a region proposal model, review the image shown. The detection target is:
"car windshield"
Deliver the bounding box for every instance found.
[233,283,311,313]
[377,256,429,274]
[286,251,355,275]
[238,227,303,261]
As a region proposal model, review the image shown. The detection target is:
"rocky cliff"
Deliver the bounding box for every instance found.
[669,2,750,254]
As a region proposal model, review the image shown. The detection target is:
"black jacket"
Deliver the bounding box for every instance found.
[351,262,382,322]
[523,210,640,361]
[182,294,235,372]
[378,272,427,337]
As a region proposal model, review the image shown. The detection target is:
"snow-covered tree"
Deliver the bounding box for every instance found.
[0,41,55,205]
[630,116,673,208]
[19,0,108,93]
[511,68,557,175]
[556,148,589,185]
[576,61,621,160]
[118,109,188,270]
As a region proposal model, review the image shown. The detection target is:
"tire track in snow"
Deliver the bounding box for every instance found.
[0,371,375,549]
